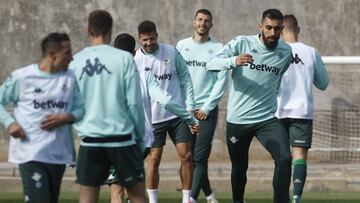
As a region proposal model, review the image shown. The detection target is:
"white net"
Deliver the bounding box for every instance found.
[310,62,360,162]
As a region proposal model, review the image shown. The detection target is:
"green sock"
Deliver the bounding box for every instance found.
[293,159,307,198]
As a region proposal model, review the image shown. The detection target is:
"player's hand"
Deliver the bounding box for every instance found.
[8,123,26,140]
[41,113,74,131]
[236,54,253,66]
[195,109,207,121]
[190,124,200,135]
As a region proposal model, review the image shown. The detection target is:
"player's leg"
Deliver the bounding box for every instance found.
[169,118,193,203]
[255,118,292,203]
[288,119,312,203]
[191,107,218,202]
[19,161,52,203]
[110,182,126,203]
[109,145,146,203]
[47,163,67,203]
[226,122,254,203]
[76,146,111,203]
[146,120,168,203]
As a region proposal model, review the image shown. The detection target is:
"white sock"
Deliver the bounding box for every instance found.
[182,190,191,203]
[147,189,158,203]
[190,197,197,203]
[206,192,215,200]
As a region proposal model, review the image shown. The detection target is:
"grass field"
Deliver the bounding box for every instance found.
[0,191,359,203]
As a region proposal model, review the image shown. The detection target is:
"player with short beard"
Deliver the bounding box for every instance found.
[207,9,292,203]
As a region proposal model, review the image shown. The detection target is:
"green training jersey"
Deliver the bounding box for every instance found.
[69,45,145,148]
[207,35,292,124]
[176,37,228,115]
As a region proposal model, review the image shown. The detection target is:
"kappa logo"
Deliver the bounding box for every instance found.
[291,53,304,65]
[229,136,238,144]
[162,59,170,64]
[79,58,112,80]
[294,178,302,184]
[33,87,44,94]
[250,48,259,55]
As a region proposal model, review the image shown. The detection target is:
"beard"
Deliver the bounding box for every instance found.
[261,30,279,49]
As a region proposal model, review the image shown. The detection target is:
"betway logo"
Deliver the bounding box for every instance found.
[154,73,172,81]
[33,100,68,110]
[249,62,280,75]
[185,60,207,67]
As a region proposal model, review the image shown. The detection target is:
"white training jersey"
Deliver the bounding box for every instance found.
[276,42,329,119]
[0,64,84,164]
[134,43,194,124]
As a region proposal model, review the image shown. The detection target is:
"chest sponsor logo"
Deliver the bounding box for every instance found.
[79,58,112,80]
[154,73,172,81]
[249,62,280,75]
[185,60,207,68]
[291,53,304,65]
[33,100,68,110]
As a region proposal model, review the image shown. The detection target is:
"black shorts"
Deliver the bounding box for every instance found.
[281,118,312,148]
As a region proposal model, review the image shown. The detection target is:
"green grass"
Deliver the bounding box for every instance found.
[0,191,359,202]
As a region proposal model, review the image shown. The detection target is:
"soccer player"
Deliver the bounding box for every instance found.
[134,21,195,203]
[106,33,199,203]
[276,14,329,203]
[69,10,146,203]
[0,32,84,203]
[207,9,293,203]
[176,9,227,203]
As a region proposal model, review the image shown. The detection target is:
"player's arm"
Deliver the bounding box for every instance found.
[125,58,146,151]
[175,51,195,111]
[207,37,253,71]
[199,70,228,118]
[313,51,329,90]
[41,81,85,130]
[0,74,26,139]
[145,71,197,126]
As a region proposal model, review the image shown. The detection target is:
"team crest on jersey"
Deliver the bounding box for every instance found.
[61,84,68,92]
[207,49,214,54]
[250,48,259,55]
[277,52,284,59]
[184,48,190,52]
[144,66,151,71]
[33,87,44,94]
[79,58,112,80]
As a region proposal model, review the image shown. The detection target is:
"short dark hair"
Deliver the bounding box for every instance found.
[138,21,157,34]
[283,14,299,33]
[262,9,283,22]
[88,10,113,37]
[114,33,136,54]
[41,32,70,57]
[195,9,212,20]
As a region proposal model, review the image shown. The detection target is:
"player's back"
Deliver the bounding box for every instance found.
[70,45,140,139]
[276,42,325,119]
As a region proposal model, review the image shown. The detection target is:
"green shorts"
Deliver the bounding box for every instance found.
[76,145,144,187]
[281,118,313,148]
[152,117,192,147]
[104,147,150,185]
[19,161,66,203]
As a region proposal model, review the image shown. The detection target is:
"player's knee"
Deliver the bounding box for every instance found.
[180,151,192,164]
[147,154,161,168]
[278,152,292,167]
